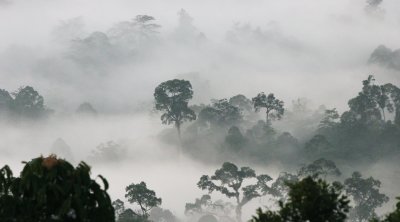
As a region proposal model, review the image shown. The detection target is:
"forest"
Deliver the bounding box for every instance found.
[0,0,400,221]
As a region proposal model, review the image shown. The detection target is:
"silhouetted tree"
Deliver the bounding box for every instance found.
[348,75,394,122]
[185,194,234,218]
[319,108,340,130]
[270,172,299,201]
[344,172,389,222]
[154,79,196,142]
[125,182,162,217]
[198,99,243,127]
[108,15,160,50]
[11,86,50,118]
[0,155,114,221]
[252,92,284,124]
[113,199,125,219]
[197,162,275,222]
[251,177,350,222]
[0,89,12,113]
[298,158,341,179]
[229,94,253,114]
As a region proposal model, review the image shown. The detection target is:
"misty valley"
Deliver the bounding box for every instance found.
[0,0,400,222]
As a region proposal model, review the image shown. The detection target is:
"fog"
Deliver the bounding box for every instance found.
[0,0,400,221]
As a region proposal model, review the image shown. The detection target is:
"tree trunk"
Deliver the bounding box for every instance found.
[175,122,182,155]
[235,205,242,222]
[382,108,386,121]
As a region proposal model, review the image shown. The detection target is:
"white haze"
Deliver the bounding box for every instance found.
[0,0,400,220]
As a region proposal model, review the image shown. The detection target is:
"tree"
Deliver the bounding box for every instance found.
[125,182,162,217]
[319,108,340,130]
[0,155,115,221]
[348,75,394,122]
[344,172,389,222]
[108,15,161,50]
[252,92,284,124]
[229,94,253,114]
[173,9,205,44]
[51,138,75,163]
[197,162,275,222]
[11,86,50,118]
[225,126,247,152]
[185,194,234,217]
[251,177,350,222]
[198,99,243,127]
[304,135,332,157]
[154,79,196,141]
[149,207,178,222]
[384,83,400,125]
[76,102,98,115]
[113,199,126,219]
[270,172,299,201]
[0,89,12,113]
[298,158,341,179]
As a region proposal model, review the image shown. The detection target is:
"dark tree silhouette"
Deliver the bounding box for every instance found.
[251,177,350,222]
[154,79,196,142]
[344,172,389,222]
[197,162,275,222]
[198,99,243,127]
[252,92,284,124]
[125,182,162,217]
[298,158,341,179]
[0,155,114,221]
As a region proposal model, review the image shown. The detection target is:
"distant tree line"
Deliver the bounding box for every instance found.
[154,76,400,167]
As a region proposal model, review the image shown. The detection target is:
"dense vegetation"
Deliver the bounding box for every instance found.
[152,75,400,167]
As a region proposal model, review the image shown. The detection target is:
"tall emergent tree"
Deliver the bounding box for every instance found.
[197,162,275,222]
[252,92,284,124]
[348,75,394,122]
[251,177,350,222]
[125,181,162,218]
[344,171,389,222]
[0,155,115,221]
[154,79,196,141]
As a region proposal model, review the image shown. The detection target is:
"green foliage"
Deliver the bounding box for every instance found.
[154,79,196,137]
[344,172,389,222]
[252,92,284,124]
[0,155,115,222]
[252,177,350,222]
[125,181,162,217]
